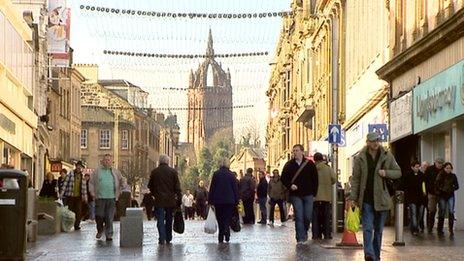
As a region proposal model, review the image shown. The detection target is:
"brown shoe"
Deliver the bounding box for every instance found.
[96,231,103,239]
[106,237,113,241]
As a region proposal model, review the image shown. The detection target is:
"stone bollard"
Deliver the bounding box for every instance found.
[27,188,38,242]
[120,207,144,247]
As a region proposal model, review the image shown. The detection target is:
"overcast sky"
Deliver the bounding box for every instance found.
[70,0,290,143]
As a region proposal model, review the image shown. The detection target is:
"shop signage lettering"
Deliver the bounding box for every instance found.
[413,59,464,133]
[416,85,456,122]
[0,113,16,134]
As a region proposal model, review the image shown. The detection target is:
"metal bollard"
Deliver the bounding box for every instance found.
[392,190,405,246]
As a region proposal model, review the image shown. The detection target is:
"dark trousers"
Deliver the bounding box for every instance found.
[67,196,82,229]
[258,197,267,223]
[312,201,332,239]
[184,207,194,220]
[214,204,235,243]
[95,199,116,238]
[154,207,174,243]
[145,204,154,220]
[242,198,255,224]
[269,198,286,222]
[196,202,207,219]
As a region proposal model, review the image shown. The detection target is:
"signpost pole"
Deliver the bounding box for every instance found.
[331,15,340,236]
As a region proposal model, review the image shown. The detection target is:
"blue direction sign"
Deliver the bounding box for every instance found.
[338,130,346,147]
[368,124,388,142]
[328,124,342,144]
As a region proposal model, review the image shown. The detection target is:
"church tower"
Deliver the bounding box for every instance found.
[187,30,234,154]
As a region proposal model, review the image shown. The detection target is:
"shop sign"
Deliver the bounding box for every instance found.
[390,92,412,142]
[0,113,16,134]
[50,162,62,172]
[413,60,464,133]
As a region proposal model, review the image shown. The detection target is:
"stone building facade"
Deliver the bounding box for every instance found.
[187,30,233,154]
[266,0,345,171]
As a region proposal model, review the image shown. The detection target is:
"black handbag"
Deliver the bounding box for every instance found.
[173,209,185,234]
[230,207,241,232]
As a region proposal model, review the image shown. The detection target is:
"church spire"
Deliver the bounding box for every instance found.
[206,29,214,58]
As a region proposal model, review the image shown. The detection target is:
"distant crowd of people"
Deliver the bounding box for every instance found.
[30,131,459,261]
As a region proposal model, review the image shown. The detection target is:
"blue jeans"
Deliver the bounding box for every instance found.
[362,203,388,260]
[408,203,424,233]
[89,201,96,220]
[438,196,455,218]
[258,197,267,222]
[154,207,174,243]
[290,195,314,242]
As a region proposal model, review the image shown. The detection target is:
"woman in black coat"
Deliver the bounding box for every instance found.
[435,162,459,237]
[208,157,239,243]
[39,172,58,199]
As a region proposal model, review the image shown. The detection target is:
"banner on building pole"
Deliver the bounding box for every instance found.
[48,0,71,67]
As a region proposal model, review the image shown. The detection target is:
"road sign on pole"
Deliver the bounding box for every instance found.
[368,124,388,142]
[328,124,342,144]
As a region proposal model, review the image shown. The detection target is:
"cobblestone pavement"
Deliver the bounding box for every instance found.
[26,220,464,261]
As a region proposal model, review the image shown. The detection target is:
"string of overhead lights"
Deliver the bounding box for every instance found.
[82,104,254,111]
[103,50,269,59]
[79,5,294,19]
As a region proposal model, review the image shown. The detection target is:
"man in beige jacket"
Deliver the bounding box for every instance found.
[311,153,336,240]
[89,154,124,241]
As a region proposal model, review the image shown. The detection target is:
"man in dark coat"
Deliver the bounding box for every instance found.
[281,144,318,244]
[208,157,239,243]
[239,168,257,224]
[424,157,444,233]
[404,160,427,235]
[194,180,208,220]
[256,171,268,224]
[148,155,182,245]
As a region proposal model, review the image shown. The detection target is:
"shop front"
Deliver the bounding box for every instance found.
[389,91,419,174]
[413,59,464,229]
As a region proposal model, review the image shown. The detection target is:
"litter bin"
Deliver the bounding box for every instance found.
[0,170,28,260]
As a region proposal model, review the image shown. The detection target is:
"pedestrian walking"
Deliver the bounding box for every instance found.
[257,171,268,224]
[425,157,444,233]
[182,190,195,220]
[83,173,95,221]
[148,154,182,245]
[281,144,319,244]
[39,172,58,199]
[60,161,88,230]
[208,157,239,243]
[239,168,256,224]
[348,132,401,261]
[89,154,124,241]
[194,180,208,220]
[141,192,155,220]
[267,169,287,226]
[435,162,459,237]
[57,168,67,203]
[404,160,427,235]
[312,153,336,240]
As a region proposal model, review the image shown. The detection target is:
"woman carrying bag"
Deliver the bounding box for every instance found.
[207,157,239,243]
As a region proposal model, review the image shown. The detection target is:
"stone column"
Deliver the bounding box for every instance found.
[451,121,464,229]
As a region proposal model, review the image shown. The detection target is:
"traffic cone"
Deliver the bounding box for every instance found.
[336,229,363,247]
